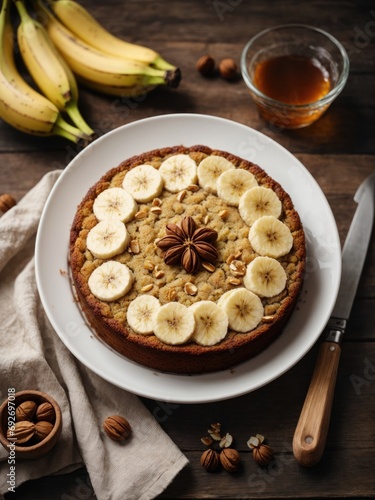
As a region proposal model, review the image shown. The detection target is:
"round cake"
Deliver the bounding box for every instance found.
[69,145,306,374]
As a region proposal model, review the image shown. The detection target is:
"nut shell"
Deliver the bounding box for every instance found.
[0,193,16,214]
[200,448,219,472]
[15,400,37,422]
[7,421,35,445]
[220,448,241,472]
[196,55,216,76]
[253,443,274,466]
[103,415,131,442]
[36,402,55,423]
[34,421,54,442]
[218,58,238,81]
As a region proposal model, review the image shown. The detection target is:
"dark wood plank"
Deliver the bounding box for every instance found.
[0,152,66,200]
[6,342,375,499]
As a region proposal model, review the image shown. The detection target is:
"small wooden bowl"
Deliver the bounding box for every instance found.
[0,390,62,460]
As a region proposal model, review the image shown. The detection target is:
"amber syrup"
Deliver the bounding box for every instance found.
[253,54,331,105]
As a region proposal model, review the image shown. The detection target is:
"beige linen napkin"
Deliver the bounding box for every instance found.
[0,170,188,500]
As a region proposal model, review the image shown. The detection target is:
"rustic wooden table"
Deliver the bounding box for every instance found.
[1,1,374,498]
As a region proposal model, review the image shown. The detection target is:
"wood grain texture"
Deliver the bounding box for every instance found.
[292,342,342,467]
[1,0,374,498]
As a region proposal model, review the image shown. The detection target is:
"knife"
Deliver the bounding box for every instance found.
[292,171,375,467]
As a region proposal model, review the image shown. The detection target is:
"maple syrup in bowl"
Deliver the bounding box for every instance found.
[241,25,349,129]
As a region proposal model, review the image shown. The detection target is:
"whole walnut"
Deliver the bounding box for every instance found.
[103,415,131,442]
[220,448,241,472]
[200,448,219,472]
[15,401,37,422]
[36,402,55,423]
[34,421,54,441]
[7,421,35,445]
[253,444,274,466]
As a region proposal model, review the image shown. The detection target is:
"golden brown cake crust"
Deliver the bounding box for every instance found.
[69,145,306,374]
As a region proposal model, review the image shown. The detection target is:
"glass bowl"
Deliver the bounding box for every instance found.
[241,24,349,129]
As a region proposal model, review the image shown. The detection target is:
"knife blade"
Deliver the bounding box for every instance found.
[293,171,375,467]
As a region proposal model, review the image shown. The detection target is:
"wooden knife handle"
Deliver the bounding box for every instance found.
[293,341,341,467]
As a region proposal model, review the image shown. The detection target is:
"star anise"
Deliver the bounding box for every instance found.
[156,216,218,274]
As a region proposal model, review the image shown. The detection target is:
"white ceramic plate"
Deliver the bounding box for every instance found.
[35,113,341,404]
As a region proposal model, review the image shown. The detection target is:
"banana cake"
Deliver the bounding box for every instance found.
[69,145,306,374]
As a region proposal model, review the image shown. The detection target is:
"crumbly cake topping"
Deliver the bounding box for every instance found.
[70,146,305,349]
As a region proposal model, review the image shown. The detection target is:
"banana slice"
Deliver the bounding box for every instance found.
[153,302,195,345]
[190,301,229,346]
[217,289,236,309]
[93,187,138,223]
[122,164,163,202]
[217,169,258,206]
[239,186,282,226]
[126,295,161,335]
[159,154,198,192]
[86,219,130,259]
[220,287,264,332]
[197,155,235,194]
[249,215,293,258]
[88,261,133,301]
[244,256,287,298]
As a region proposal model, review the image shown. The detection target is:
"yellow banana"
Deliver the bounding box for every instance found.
[15,0,70,109]
[14,0,94,137]
[0,0,86,142]
[35,0,181,93]
[75,75,156,97]
[49,0,177,71]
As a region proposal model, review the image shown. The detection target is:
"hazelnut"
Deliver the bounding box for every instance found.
[200,448,219,472]
[218,58,238,81]
[0,193,16,214]
[196,55,216,76]
[7,421,35,445]
[15,400,37,422]
[220,448,241,472]
[36,402,55,423]
[103,415,131,442]
[34,421,54,441]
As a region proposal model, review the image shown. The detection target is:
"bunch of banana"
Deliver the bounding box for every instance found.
[35,0,181,97]
[14,0,94,137]
[49,0,176,71]
[0,0,88,142]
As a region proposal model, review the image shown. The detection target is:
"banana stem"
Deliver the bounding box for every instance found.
[0,0,8,34]
[13,0,31,22]
[152,55,177,71]
[144,67,181,87]
[64,101,95,137]
[53,114,90,142]
[166,68,181,88]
